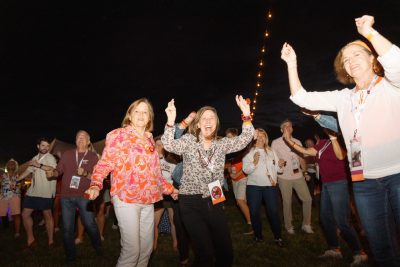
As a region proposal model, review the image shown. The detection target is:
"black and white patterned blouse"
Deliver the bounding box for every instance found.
[161,124,254,197]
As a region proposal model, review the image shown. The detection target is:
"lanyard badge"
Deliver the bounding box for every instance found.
[350,132,364,182]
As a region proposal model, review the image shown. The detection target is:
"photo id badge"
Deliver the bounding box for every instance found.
[208,180,226,205]
[70,175,81,189]
[350,136,365,182]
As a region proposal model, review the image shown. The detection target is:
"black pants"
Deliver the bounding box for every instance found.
[179,194,233,267]
[171,200,190,262]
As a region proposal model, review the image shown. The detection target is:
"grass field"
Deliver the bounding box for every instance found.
[0,189,372,267]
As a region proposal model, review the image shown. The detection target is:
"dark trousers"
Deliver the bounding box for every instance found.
[179,194,233,267]
[246,185,281,240]
[171,200,190,262]
[61,197,102,262]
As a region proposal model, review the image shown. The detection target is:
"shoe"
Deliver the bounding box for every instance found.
[14,233,21,238]
[38,219,45,226]
[274,238,285,247]
[54,227,60,233]
[75,238,83,245]
[351,252,368,266]
[111,223,118,230]
[301,224,314,234]
[254,237,264,243]
[318,249,343,259]
[100,236,104,241]
[287,227,295,235]
[22,240,37,250]
[243,224,254,235]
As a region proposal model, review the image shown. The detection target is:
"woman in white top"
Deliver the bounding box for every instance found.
[243,128,284,246]
[281,15,400,266]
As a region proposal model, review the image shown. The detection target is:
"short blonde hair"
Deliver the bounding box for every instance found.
[121,98,154,131]
[6,158,19,172]
[334,39,383,85]
[188,106,220,141]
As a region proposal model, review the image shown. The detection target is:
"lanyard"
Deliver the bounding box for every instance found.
[37,153,47,163]
[351,75,381,137]
[75,150,88,168]
[317,140,331,160]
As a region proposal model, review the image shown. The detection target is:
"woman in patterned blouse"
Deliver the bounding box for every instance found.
[161,96,254,267]
[86,98,178,267]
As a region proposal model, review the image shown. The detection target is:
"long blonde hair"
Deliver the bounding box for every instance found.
[188,106,220,141]
[121,98,154,132]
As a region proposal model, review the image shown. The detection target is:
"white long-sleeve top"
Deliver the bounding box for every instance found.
[243,147,281,186]
[290,45,400,179]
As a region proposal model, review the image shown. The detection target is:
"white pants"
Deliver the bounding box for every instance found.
[113,196,154,267]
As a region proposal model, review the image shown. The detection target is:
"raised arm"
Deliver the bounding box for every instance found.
[355,15,392,56]
[282,127,317,157]
[281,43,303,96]
[324,129,346,160]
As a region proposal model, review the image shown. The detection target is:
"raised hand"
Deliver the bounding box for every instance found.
[355,15,375,37]
[235,95,250,116]
[281,42,297,67]
[165,99,177,125]
[253,151,260,166]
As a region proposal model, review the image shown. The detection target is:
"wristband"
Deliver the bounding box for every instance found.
[181,119,188,128]
[166,123,174,128]
[241,114,252,122]
[330,137,337,140]
[367,30,378,41]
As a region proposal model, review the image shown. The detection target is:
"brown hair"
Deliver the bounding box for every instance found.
[188,106,220,141]
[334,40,384,85]
[225,128,238,137]
[121,98,154,131]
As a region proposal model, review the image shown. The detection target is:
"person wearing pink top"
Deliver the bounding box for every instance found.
[86,98,178,267]
[281,14,400,266]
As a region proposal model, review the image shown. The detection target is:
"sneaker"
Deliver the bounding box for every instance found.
[287,227,295,235]
[38,219,45,226]
[351,252,368,266]
[100,236,104,241]
[274,238,285,248]
[253,237,264,243]
[318,249,343,259]
[54,227,60,233]
[112,223,118,230]
[301,224,314,234]
[243,224,254,235]
[75,238,83,245]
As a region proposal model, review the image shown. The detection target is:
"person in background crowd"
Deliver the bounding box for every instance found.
[243,128,284,247]
[225,127,252,235]
[0,159,22,238]
[17,137,57,248]
[51,130,102,264]
[271,120,314,235]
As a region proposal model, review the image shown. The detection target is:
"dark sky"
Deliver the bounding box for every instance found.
[1,0,400,163]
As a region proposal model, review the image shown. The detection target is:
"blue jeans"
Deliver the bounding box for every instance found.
[353,174,400,266]
[320,180,361,254]
[61,197,102,262]
[246,185,281,240]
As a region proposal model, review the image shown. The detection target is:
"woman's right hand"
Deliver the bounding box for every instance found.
[84,186,100,200]
[165,99,177,126]
[281,42,297,67]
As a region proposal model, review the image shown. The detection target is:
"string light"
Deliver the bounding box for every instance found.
[250,8,273,118]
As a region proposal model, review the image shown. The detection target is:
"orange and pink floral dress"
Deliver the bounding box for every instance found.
[91,126,174,204]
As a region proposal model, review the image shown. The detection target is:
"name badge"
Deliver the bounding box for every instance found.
[70,175,81,189]
[208,180,226,205]
[350,136,365,182]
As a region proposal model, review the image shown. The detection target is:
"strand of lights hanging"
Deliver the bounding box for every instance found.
[250,9,272,118]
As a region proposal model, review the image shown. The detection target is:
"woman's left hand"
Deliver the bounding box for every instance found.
[235,95,250,116]
[171,188,179,200]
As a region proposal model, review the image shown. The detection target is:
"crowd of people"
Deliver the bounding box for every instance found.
[1,14,399,267]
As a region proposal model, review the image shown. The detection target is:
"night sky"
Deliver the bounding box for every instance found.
[1,0,400,163]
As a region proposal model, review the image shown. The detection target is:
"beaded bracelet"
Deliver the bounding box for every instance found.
[241,114,252,122]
